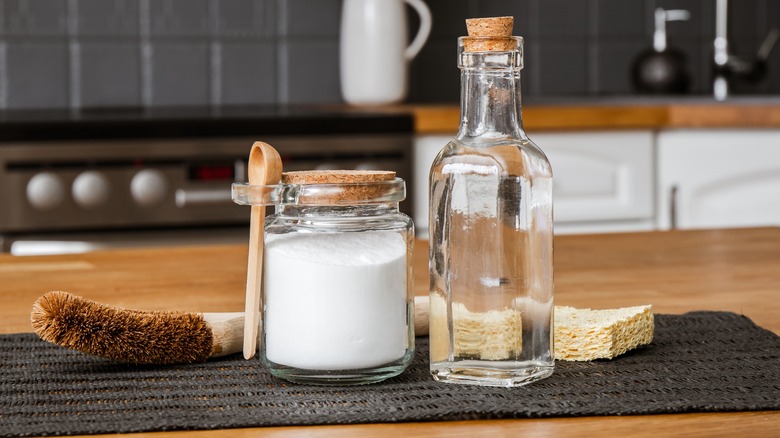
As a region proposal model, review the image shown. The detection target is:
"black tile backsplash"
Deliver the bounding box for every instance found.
[537,41,590,95]
[728,0,760,39]
[0,0,778,110]
[79,42,142,107]
[149,42,210,106]
[411,0,780,101]
[76,0,140,37]
[148,0,212,38]
[219,41,277,105]
[418,0,473,39]
[597,41,646,94]
[216,0,276,38]
[285,40,341,104]
[596,0,647,38]
[283,0,341,37]
[537,0,590,39]
[5,42,70,108]
[2,0,69,36]
[408,40,459,103]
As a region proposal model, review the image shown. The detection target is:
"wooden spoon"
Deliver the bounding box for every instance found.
[243,141,282,359]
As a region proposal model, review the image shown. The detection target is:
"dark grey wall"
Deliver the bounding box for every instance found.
[0,0,343,110]
[411,0,780,102]
[0,0,778,110]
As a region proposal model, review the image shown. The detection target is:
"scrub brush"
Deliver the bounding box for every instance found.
[30,291,651,364]
[30,291,430,365]
[31,291,244,365]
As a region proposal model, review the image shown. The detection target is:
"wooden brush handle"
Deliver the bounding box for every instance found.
[203,313,244,357]
[209,296,430,358]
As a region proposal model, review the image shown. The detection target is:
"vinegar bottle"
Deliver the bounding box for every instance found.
[428,17,554,387]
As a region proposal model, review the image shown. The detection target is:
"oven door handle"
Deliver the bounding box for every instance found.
[175,189,233,208]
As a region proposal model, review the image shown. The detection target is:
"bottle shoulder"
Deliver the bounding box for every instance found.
[431,137,552,178]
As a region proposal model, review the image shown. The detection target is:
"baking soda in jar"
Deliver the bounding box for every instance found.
[232,170,415,385]
[263,231,408,370]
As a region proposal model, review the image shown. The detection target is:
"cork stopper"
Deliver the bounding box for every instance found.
[465,16,514,37]
[280,170,400,204]
[463,16,516,52]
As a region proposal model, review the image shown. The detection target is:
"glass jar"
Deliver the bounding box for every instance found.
[428,35,554,386]
[232,170,415,385]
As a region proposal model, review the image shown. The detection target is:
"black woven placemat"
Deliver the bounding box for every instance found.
[2,311,780,437]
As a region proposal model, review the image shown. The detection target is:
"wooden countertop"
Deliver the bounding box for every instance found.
[403,101,780,133]
[2,227,779,436]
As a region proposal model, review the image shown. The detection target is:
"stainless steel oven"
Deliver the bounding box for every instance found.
[0,109,413,255]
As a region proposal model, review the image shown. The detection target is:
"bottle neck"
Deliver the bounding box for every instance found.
[457,67,525,143]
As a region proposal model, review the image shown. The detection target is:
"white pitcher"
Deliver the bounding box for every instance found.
[340,0,432,105]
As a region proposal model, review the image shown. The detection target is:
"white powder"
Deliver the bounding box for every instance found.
[263,231,408,370]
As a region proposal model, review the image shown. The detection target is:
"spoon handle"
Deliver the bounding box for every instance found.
[243,142,283,359]
[243,203,265,359]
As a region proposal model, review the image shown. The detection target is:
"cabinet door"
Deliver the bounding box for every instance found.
[657,129,780,230]
[412,135,450,237]
[534,131,655,233]
[414,131,655,236]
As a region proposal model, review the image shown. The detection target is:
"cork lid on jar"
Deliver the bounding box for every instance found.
[462,16,518,52]
[231,170,405,206]
[281,170,395,185]
[280,170,404,205]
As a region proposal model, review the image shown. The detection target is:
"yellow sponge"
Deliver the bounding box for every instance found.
[555,305,654,361]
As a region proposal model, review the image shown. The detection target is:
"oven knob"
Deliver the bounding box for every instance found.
[26,172,65,211]
[131,169,167,207]
[72,171,111,208]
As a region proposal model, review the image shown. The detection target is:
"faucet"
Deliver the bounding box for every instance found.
[713,0,779,100]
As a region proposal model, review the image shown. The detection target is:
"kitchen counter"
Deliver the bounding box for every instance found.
[401,98,780,132]
[2,227,779,436]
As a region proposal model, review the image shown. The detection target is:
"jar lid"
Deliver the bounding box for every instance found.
[231,170,406,206]
[281,170,395,184]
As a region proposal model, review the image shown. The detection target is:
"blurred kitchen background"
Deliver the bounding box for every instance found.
[1,0,779,254]
[0,0,778,109]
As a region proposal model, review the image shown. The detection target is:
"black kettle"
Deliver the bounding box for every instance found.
[631,8,691,94]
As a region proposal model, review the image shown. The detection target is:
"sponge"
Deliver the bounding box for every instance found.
[555,305,654,361]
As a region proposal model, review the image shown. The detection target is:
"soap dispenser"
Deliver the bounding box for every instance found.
[631,8,691,94]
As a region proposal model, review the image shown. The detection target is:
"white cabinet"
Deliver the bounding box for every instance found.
[415,127,780,235]
[657,129,780,230]
[413,131,656,236]
[412,135,448,237]
[533,131,655,234]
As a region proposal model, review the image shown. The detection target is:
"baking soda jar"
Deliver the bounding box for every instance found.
[232,170,415,385]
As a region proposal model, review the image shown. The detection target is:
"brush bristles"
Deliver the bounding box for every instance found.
[31,291,214,365]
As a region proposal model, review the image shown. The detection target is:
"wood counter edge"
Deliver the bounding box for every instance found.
[397,104,780,133]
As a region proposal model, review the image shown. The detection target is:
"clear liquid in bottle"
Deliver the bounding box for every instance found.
[428,26,554,387]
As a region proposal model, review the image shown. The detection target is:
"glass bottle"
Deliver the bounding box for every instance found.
[233,171,415,385]
[428,34,554,386]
